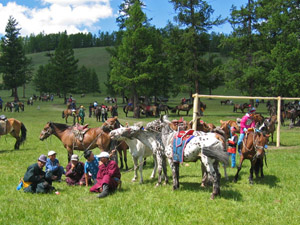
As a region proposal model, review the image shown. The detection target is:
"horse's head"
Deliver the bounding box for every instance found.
[109,127,128,140]
[146,118,163,132]
[39,122,54,140]
[253,131,269,159]
[102,117,120,132]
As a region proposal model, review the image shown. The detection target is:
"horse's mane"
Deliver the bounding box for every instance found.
[50,122,71,131]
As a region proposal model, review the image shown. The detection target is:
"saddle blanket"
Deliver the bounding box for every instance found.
[173,130,194,163]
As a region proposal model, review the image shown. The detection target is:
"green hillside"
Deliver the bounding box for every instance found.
[27,47,111,94]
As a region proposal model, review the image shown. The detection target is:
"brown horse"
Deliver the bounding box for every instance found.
[101,117,129,170]
[171,103,193,116]
[39,122,112,161]
[187,118,215,132]
[219,120,240,139]
[4,102,13,112]
[233,129,269,184]
[233,103,250,113]
[123,105,134,117]
[139,104,158,117]
[62,108,79,124]
[0,117,27,149]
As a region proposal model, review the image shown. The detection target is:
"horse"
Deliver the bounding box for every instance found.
[39,122,112,161]
[4,102,13,112]
[101,117,129,170]
[157,104,172,115]
[94,107,101,122]
[219,120,240,139]
[171,103,193,116]
[0,117,27,149]
[139,104,158,117]
[233,103,250,113]
[259,115,276,143]
[123,105,134,117]
[62,108,79,124]
[145,116,229,199]
[110,127,157,183]
[233,129,269,184]
[107,105,118,117]
[187,118,215,132]
[220,99,232,105]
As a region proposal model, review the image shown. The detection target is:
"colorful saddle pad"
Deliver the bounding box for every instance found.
[173,130,194,163]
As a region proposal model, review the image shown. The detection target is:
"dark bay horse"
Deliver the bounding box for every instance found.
[123,105,134,117]
[39,122,111,161]
[234,129,269,184]
[0,117,27,149]
[62,108,79,124]
[233,103,250,113]
[102,117,129,170]
[139,104,158,117]
[171,103,193,116]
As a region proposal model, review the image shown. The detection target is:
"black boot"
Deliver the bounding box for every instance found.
[97,184,109,198]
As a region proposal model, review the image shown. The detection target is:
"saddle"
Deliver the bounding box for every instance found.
[73,123,89,142]
[173,130,195,163]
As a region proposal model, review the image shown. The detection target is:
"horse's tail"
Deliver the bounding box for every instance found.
[202,141,229,166]
[62,111,65,118]
[20,123,27,144]
[123,106,126,113]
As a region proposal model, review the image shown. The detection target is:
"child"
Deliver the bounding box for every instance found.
[227,127,238,168]
[46,150,65,182]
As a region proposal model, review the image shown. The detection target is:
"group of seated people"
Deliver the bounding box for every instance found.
[20,149,121,198]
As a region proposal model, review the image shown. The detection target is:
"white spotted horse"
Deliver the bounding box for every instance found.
[146,115,229,199]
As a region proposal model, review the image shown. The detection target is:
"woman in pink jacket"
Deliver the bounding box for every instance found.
[237,107,256,154]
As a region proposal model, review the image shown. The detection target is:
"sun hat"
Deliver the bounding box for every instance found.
[71,154,79,161]
[48,150,56,156]
[97,151,110,159]
[38,154,47,163]
[84,150,92,159]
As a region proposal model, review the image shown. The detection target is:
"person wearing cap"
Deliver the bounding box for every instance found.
[84,150,100,186]
[78,105,85,125]
[65,154,89,186]
[45,150,65,182]
[90,151,121,198]
[23,154,54,193]
[237,107,256,154]
[227,127,238,168]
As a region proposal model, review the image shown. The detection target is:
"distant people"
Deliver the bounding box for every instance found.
[101,105,106,122]
[90,152,121,198]
[84,150,99,186]
[45,150,65,182]
[23,154,55,193]
[14,102,19,112]
[78,105,85,125]
[111,105,118,117]
[93,101,98,109]
[65,154,88,186]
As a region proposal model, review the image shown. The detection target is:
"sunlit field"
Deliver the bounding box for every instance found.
[0,93,300,225]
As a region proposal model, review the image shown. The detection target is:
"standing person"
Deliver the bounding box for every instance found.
[101,105,106,122]
[45,150,65,182]
[90,152,121,198]
[0,96,3,111]
[84,150,99,186]
[227,127,238,168]
[23,154,55,193]
[78,105,85,125]
[104,106,108,121]
[65,154,88,186]
[237,107,256,154]
[89,103,93,118]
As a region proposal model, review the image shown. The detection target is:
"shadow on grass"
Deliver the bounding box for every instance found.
[254,175,279,188]
[179,181,243,201]
[0,148,31,154]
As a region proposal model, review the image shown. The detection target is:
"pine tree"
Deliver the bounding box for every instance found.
[0,16,32,99]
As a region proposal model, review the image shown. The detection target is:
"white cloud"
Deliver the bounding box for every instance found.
[0,0,114,36]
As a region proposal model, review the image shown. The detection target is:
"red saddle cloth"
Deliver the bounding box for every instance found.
[176,130,194,139]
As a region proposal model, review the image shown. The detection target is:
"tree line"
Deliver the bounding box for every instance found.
[1,0,299,108]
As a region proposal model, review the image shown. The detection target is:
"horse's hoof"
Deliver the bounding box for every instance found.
[131,179,137,182]
[201,183,205,187]
[210,193,215,200]
[155,183,160,188]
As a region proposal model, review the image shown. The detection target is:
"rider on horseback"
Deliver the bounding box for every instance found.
[237,107,256,154]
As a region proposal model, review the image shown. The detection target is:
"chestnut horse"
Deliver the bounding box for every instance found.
[39,122,111,161]
[233,129,269,184]
[62,108,79,124]
[0,117,27,149]
[101,117,129,170]
[233,103,250,113]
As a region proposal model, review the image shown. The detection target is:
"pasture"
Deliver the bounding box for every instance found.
[0,94,300,224]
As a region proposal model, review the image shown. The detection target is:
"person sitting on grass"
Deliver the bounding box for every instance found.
[46,150,65,182]
[84,150,99,186]
[65,154,90,186]
[90,151,121,198]
[23,154,55,193]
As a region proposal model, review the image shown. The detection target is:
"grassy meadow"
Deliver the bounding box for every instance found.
[0,91,300,225]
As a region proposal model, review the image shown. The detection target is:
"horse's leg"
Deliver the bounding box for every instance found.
[123,149,128,171]
[162,155,169,185]
[155,153,163,187]
[260,158,264,178]
[138,156,144,184]
[233,155,245,183]
[174,162,180,189]
[132,157,138,182]
[249,162,254,185]
[201,162,208,187]
[150,154,157,179]
[166,157,177,190]
[118,149,124,169]
[202,155,219,199]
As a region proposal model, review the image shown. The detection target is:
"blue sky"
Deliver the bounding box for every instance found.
[0,0,248,36]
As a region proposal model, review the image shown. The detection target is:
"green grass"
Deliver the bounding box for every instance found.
[0,95,300,225]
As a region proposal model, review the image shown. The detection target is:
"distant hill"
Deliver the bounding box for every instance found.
[27,46,111,94]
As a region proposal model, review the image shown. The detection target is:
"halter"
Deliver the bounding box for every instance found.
[242,130,266,153]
